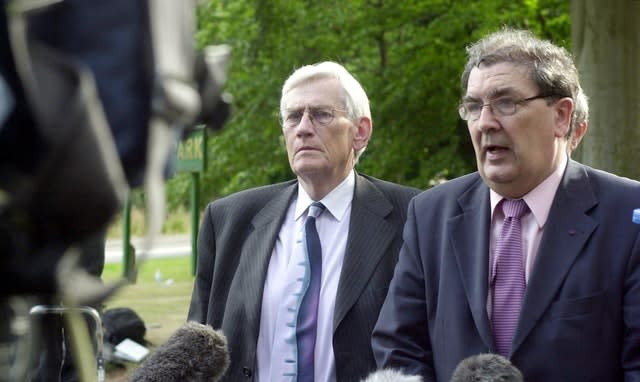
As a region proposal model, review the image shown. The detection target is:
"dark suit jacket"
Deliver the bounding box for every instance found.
[189,172,419,381]
[372,160,640,382]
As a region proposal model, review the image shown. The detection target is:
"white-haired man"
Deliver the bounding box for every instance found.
[189,61,420,382]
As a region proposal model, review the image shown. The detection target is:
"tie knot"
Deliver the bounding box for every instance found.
[308,202,325,219]
[502,199,528,219]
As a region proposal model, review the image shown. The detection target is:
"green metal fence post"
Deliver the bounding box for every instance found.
[122,193,135,282]
[190,172,200,276]
[175,125,206,277]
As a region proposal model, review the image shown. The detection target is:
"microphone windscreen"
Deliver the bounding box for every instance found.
[128,321,230,382]
[450,353,523,382]
[361,368,424,382]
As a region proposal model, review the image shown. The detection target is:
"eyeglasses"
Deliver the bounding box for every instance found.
[280,106,346,129]
[458,94,557,121]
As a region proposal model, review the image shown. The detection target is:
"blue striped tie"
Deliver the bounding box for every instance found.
[296,202,325,381]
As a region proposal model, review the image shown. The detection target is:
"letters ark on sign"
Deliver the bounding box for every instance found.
[176,126,207,173]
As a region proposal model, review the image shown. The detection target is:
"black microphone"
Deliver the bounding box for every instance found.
[450,353,523,382]
[361,368,424,382]
[128,321,230,382]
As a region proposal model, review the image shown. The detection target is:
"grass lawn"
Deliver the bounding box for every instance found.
[101,256,194,381]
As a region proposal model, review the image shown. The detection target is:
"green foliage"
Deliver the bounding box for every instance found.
[167,0,570,208]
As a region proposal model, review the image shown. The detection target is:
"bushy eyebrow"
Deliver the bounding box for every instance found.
[462,87,519,103]
[284,105,334,113]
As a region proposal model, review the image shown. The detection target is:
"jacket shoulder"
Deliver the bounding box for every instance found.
[359,173,421,197]
[580,163,640,192]
[413,172,483,204]
[205,180,296,213]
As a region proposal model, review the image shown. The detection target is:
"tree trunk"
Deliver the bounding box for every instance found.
[571,0,640,180]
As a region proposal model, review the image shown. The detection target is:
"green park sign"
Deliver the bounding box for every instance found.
[176,126,207,173]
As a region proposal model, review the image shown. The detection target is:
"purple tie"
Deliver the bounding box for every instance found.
[297,202,325,382]
[491,199,529,357]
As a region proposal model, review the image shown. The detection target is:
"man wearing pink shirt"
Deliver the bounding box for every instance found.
[372,28,640,382]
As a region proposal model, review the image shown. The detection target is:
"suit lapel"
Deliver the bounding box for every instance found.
[512,161,598,354]
[449,176,494,349]
[238,184,297,338]
[333,174,395,329]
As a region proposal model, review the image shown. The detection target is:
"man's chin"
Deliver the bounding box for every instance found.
[480,167,518,190]
[293,158,326,173]
[293,164,326,178]
[481,162,515,181]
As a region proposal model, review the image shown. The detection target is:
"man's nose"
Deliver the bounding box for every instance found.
[296,110,316,133]
[475,104,500,132]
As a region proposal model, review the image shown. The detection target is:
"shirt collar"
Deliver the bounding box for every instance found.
[490,153,567,228]
[295,170,355,221]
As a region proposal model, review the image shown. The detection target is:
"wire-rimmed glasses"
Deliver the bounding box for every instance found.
[280,106,347,129]
[458,94,558,121]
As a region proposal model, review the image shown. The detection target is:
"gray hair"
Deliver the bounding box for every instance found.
[567,87,589,153]
[572,87,589,131]
[280,61,371,162]
[461,27,582,139]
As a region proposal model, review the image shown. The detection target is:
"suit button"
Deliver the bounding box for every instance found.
[242,367,252,377]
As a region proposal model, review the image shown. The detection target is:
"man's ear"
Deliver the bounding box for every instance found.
[353,116,372,151]
[569,121,588,152]
[554,97,574,138]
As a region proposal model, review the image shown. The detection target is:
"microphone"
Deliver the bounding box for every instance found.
[361,369,423,382]
[450,353,523,382]
[128,321,230,382]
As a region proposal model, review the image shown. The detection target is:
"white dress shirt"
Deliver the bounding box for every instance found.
[256,171,355,382]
